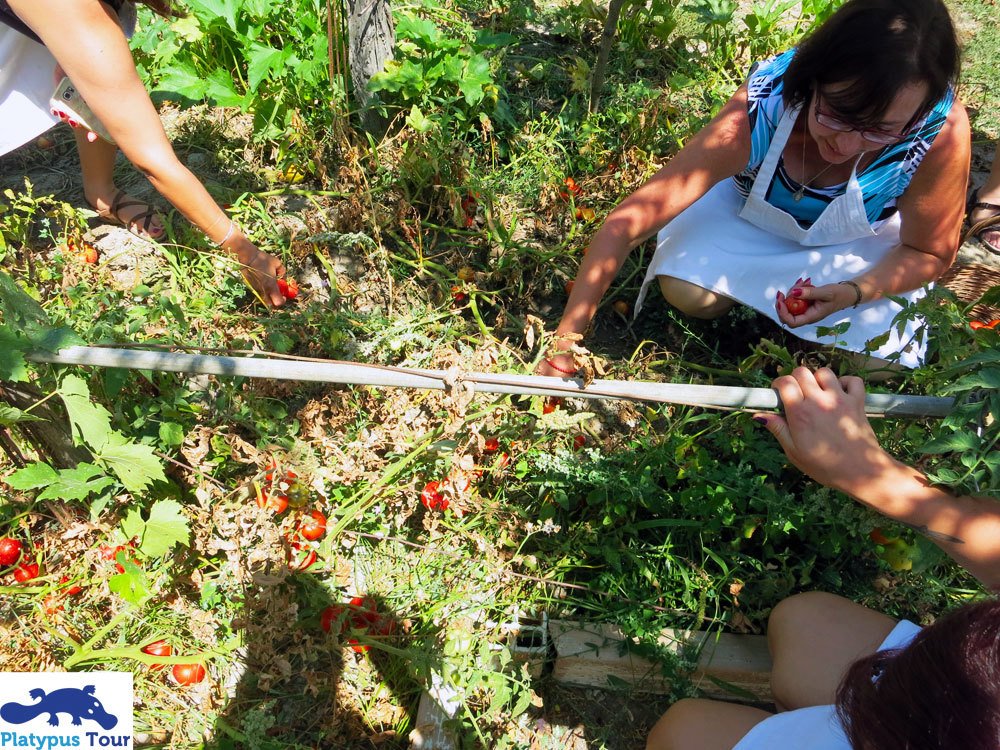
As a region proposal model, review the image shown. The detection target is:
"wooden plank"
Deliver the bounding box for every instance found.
[410,691,457,750]
[549,620,772,702]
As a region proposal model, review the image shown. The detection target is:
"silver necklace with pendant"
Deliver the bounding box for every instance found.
[793,133,836,202]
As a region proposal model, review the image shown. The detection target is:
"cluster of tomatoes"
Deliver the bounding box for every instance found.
[559,177,597,223]
[1,536,38,583]
[255,464,328,572]
[320,595,395,653]
[63,235,99,265]
[419,437,511,513]
[139,639,206,686]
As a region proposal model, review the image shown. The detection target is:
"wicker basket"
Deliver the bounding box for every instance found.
[938,262,1000,322]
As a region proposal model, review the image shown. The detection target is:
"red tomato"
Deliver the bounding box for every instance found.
[493,452,510,471]
[171,663,206,685]
[542,397,563,415]
[483,437,500,453]
[0,537,23,567]
[784,296,810,316]
[288,542,318,571]
[257,491,289,514]
[297,510,328,541]
[869,528,893,546]
[277,278,299,300]
[451,285,467,304]
[420,481,448,511]
[142,640,173,670]
[13,563,39,583]
[988,320,1000,329]
[59,576,84,596]
[573,435,587,450]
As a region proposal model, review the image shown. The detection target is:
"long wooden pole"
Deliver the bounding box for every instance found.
[25,346,955,418]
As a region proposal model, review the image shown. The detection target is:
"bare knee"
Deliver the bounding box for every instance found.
[768,592,837,707]
[657,276,734,319]
[647,699,708,750]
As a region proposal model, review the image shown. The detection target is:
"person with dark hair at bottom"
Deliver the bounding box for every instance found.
[647,367,1000,750]
[0,0,288,307]
[540,0,970,377]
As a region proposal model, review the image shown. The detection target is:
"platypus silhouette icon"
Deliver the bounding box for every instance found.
[0,686,118,729]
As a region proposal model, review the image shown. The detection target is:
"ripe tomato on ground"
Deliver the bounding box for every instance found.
[297,510,328,541]
[13,562,39,583]
[142,640,173,670]
[171,663,206,685]
[573,435,587,450]
[483,437,500,453]
[420,481,448,511]
[0,537,23,567]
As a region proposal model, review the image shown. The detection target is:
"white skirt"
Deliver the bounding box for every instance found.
[0,26,58,156]
[635,180,929,369]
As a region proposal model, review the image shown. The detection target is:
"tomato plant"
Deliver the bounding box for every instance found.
[171,663,206,685]
[0,537,23,567]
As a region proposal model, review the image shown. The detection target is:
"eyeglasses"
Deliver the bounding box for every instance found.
[813,97,910,146]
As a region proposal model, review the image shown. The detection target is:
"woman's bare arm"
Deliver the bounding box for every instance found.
[761,367,1000,592]
[8,0,287,307]
[541,85,752,372]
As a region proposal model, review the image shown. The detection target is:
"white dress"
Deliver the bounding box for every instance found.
[0,25,58,155]
[635,104,930,369]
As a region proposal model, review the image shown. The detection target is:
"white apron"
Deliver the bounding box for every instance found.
[0,26,58,156]
[636,105,928,369]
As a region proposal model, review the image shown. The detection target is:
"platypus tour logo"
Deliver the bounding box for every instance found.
[0,686,118,729]
[0,673,132,748]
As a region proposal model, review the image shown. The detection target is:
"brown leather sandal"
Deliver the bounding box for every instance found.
[963,188,1000,253]
[89,189,165,241]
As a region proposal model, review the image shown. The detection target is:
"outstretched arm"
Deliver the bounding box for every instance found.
[758,367,1000,591]
[8,0,287,307]
[539,84,752,375]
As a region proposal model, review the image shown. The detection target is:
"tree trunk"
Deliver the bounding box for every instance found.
[346,0,395,137]
[589,0,627,114]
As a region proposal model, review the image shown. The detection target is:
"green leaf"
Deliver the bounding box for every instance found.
[121,507,145,544]
[0,270,49,330]
[247,42,288,91]
[95,432,167,493]
[920,431,982,454]
[5,462,58,490]
[0,327,29,382]
[205,68,246,107]
[941,367,1000,393]
[58,374,114,448]
[406,105,434,133]
[108,558,152,605]
[155,61,210,101]
[158,422,185,447]
[37,463,115,502]
[458,55,492,106]
[0,403,43,427]
[29,325,86,353]
[131,499,191,558]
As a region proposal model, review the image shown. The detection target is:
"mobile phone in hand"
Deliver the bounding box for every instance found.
[49,77,115,144]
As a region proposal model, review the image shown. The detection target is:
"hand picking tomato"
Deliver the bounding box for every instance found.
[277,278,299,300]
[13,562,39,583]
[0,537,23,567]
[784,295,810,316]
[171,663,206,686]
[297,510,328,541]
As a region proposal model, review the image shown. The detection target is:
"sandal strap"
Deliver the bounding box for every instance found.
[962,212,1000,246]
[969,200,1000,213]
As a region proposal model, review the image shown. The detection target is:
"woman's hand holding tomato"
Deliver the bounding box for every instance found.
[775,277,860,327]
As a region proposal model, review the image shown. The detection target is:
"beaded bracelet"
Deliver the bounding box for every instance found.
[215,220,236,248]
[544,358,578,375]
[838,280,863,308]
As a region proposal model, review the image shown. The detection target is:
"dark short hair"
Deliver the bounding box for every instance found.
[836,599,1000,750]
[783,0,960,127]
